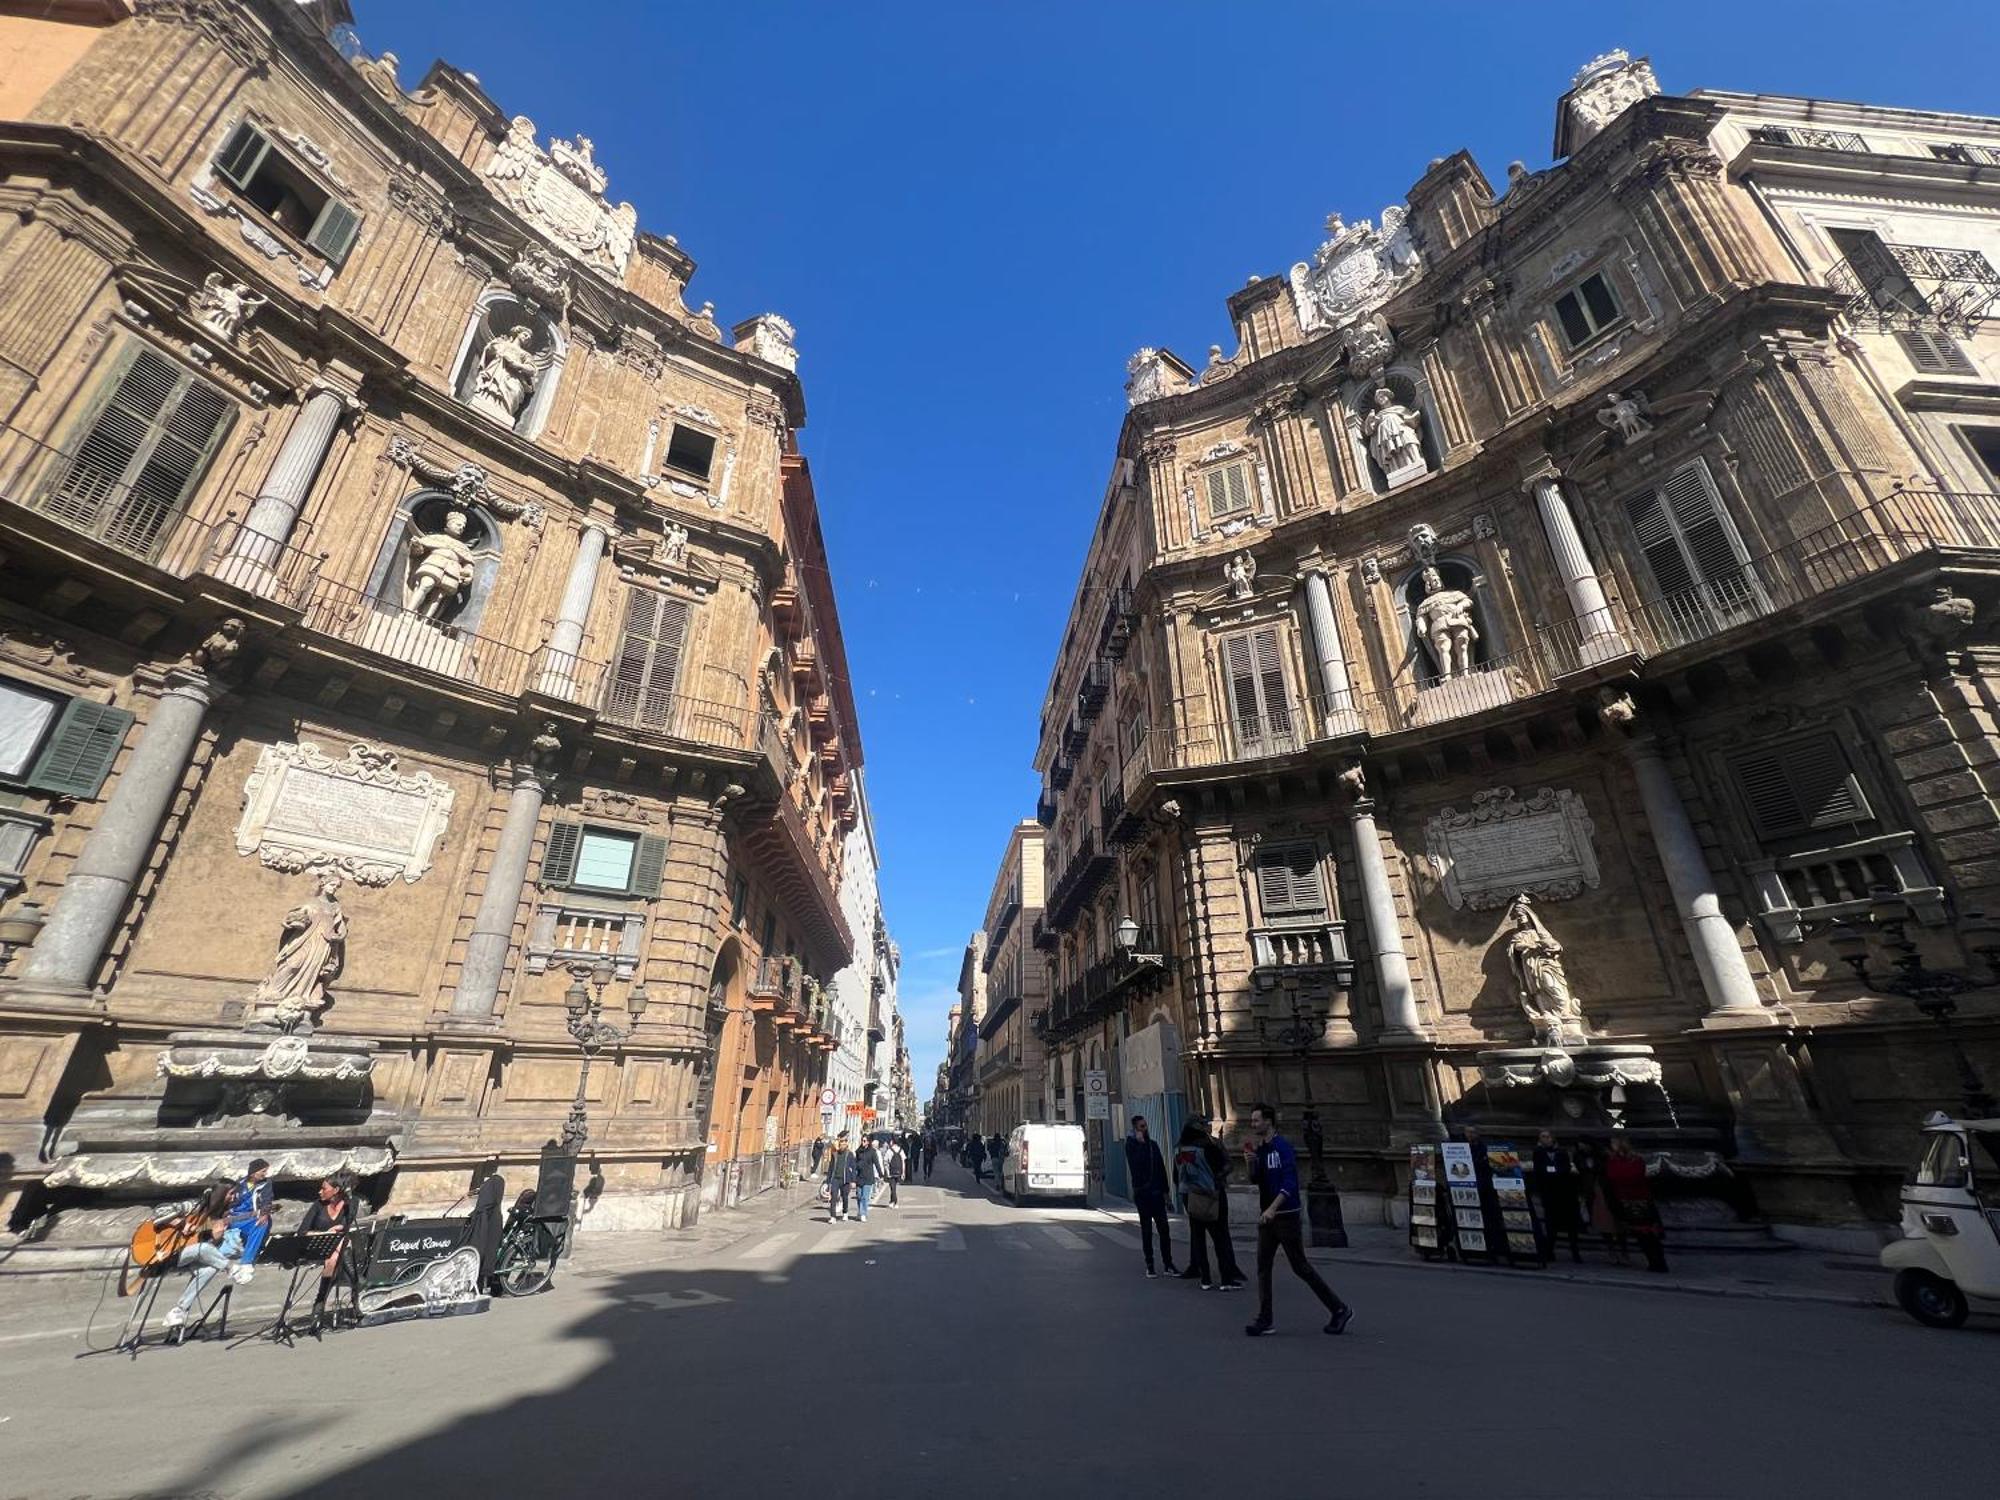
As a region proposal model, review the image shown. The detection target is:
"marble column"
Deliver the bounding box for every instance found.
[1532,475,1626,663]
[1622,734,1763,1014]
[1300,567,1361,736]
[536,519,610,697]
[223,385,350,578]
[452,760,551,1019]
[18,667,216,991]
[1348,797,1424,1040]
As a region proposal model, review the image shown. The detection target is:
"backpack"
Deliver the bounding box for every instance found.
[1177,1146,1220,1222]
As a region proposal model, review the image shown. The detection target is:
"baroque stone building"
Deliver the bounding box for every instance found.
[0,0,868,1238]
[972,820,1047,1135]
[1032,51,2000,1225]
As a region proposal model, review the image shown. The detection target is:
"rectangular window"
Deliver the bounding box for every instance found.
[574,829,637,892]
[1220,626,1294,755]
[1254,843,1329,927]
[730,874,750,927]
[540,820,665,896]
[1896,329,1977,376]
[212,121,362,267]
[1202,460,1253,520]
[664,425,718,482]
[1623,459,1763,631]
[1552,272,1624,350]
[1730,736,1871,841]
[1964,428,2000,487]
[760,910,778,954]
[0,680,62,781]
[37,347,234,559]
[603,587,690,731]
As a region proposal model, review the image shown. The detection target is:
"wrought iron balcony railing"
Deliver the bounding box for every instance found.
[1824,240,2000,337]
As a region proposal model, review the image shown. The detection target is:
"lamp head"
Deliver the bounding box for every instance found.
[1115,915,1139,953]
[626,984,650,1021]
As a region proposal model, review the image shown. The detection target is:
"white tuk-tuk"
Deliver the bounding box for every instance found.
[1881,1112,2000,1328]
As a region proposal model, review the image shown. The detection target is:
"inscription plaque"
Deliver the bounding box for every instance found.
[237,739,455,887]
[1424,786,1598,911]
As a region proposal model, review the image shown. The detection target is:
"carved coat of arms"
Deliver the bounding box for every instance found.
[486,117,639,277]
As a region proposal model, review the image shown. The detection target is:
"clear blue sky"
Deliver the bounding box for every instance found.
[361,1,1999,1095]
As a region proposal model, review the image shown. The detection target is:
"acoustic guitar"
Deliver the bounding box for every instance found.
[120,1206,210,1296]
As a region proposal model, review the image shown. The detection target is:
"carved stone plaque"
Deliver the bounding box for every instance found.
[237,740,455,887]
[1424,786,1599,911]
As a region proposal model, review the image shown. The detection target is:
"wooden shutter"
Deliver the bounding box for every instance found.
[604,588,690,731]
[1896,330,1976,375]
[1733,738,1870,840]
[1253,627,1291,737]
[1222,627,1291,752]
[1205,462,1251,518]
[1255,844,1326,924]
[541,819,582,887]
[26,699,133,798]
[41,348,233,557]
[213,122,270,188]
[1222,632,1260,741]
[1660,461,1753,609]
[305,199,362,268]
[631,833,668,897]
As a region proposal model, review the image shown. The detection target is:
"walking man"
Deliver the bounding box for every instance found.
[1123,1114,1177,1279]
[884,1138,904,1207]
[1243,1102,1352,1337]
[967,1132,988,1184]
[853,1135,883,1221]
[923,1136,937,1180]
[824,1132,855,1222]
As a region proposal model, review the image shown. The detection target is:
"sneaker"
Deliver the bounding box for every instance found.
[1218,1280,1241,1292]
[229,1265,255,1286]
[163,1305,188,1328]
[1199,1281,1216,1291]
[858,1214,868,1222]
[1325,1307,1354,1336]
[1144,1268,1157,1279]
[1243,1320,1273,1337]
[1163,1265,1180,1276]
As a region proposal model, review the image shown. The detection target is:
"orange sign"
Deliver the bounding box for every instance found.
[862,1107,878,1120]
[845,1102,864,1114]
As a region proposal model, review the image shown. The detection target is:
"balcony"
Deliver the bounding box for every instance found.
[1098,585,1136,659]
[770,582,805,639]
[1249,922,1355,989]
[1825,241,2000,337]
[1031,914,1057,952]
[1050,754,1076,792]
[790,638,823,695]
[747,956,801,1014]
[1044,829,1116,927]
[1061,711,1090,758]
[1751,124,1868,152]
[1747,831,1945,944]
[984,892,1021,967]
[302,573,535,697]
[599,681,753,751]
[1076,658,1113,720]
[1036,785,1058,826]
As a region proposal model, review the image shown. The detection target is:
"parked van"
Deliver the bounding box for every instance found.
[1002,1123,1088,1204]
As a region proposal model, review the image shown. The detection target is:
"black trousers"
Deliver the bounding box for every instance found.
[1186,1210,1240,1283]
[1136,1194,1174,1270]
[1255,1215,1344,1326]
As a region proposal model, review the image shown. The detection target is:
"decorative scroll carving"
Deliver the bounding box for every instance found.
[385,435,542,526]
[485,116,638,276]
[237,740,456,887]
[1424,786,1600,911]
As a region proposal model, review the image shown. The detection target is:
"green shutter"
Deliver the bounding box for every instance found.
[213,122,270,189]
[28,699,133,799]
[631,833,668,897]
[541,819,582,887]
[306,199,362,268]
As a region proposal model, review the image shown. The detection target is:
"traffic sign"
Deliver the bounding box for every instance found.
[820,1087,836,1108]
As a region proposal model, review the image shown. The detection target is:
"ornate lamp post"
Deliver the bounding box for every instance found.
[1829,890,1997,1117]
[1256,976,1345,1246]
[562,956,649,1150]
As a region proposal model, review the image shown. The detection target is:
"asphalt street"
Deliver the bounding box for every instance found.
[2,1159,1996,1499]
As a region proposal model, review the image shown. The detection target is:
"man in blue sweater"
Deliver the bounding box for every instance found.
[1243,1102,1352,1337]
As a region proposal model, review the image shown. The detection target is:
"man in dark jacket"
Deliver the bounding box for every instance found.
[823,1133,855,1222]
[966,1132,988,1183]
[853,1137,882,1221]
[1123,1114,1177,1278]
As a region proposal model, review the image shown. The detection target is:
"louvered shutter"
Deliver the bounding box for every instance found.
[1256,844,1326,924]
[604,589,690,731]
[1222,632,1261,748]
[1206,462,1251,518]
[631,833,668,897]
[541,820,582,887]
[213,122,270,189]
[26,699,133,799]
[1896,330,1976,375]
[1732,738,1869,840]
[306,199,362,268]
[106,379,232,557]
[42,350,180,532]
[1662,461,1754,612]
[1253,627,1291,737]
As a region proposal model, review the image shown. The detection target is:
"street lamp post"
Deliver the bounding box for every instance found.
[562,957,649,1151]
[1829,890,1998,1118]
[1258,977,1346,1247]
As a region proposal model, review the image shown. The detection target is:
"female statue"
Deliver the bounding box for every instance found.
[1505,893,1582,1045]
[466,320,551,426]
[250,873,348,1032]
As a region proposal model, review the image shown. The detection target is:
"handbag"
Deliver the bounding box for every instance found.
[1184,1187,1220,1223]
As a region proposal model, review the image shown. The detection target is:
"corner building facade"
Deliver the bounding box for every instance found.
[1033,51,2000,1226]
[0,0,866,1235]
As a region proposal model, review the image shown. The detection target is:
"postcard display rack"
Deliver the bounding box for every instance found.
[1437,1140,1544,1266]
[1407,1145,1446,1259]
[1483,1142,1545,1265]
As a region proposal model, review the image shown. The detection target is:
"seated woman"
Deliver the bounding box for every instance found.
[162,1183,254,1329]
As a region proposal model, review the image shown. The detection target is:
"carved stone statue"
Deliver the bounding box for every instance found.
[1596,686,1637,731]
[249,873,348,1033]
[1597,390,1653,444]
[466,321,552,427]
[1504,893,1583,1045]
[1336,761,1368,803]
[1361,386,1426,482]
[1413,567,1478,679]
[188,273,266,340]
[662,523,690,566]
[1224,550,1257,600]
[406,509,479,622]
[183,616,245,676]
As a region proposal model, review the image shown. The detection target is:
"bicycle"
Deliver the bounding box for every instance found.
[492,1189,570,1297]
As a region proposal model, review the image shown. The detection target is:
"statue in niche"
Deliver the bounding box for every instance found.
[1504,893,1584,1046]
[1224,550,1257,600]
[662,522,690,567]
[1361,386,1426,480]
[188,273,267,341]
[406,508,480,622]
[466,320,553,427]
[1597,390,1653,445]
[249,873,348,1033]
[1413,567,1478,680]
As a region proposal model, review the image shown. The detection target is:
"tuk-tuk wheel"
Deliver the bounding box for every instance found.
[1894,1268,1969,1329]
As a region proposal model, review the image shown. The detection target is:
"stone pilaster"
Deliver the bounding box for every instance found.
[229,384,354,568]
[450,753,554,1021]
[536,518,611,695]
[1531,473,1625,658]
[1299,566,1360,734]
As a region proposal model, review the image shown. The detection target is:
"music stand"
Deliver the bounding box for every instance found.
[227,1229,340,1348]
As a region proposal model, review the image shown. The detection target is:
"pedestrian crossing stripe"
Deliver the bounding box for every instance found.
[1039,1225,1089,1250]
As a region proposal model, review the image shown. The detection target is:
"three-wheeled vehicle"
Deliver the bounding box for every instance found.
[1881,1111,2000,1328]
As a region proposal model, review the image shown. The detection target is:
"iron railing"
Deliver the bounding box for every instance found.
[1825,241,2000,336]
[598,686,752,750]
[300,572,534,696]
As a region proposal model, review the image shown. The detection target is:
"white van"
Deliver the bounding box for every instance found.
[1002,1122,1088,1204]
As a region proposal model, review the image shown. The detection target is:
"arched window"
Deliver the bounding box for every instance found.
[450,290,566,439]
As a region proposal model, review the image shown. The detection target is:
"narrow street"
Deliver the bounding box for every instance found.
[3,1161,1994,1500]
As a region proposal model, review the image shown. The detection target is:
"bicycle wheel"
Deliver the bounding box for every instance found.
[497,1224,554,1297]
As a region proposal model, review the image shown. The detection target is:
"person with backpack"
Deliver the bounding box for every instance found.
[1175,1117,1243,1290]
[883,1138,905,1207]
[853,1135,883,1221]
